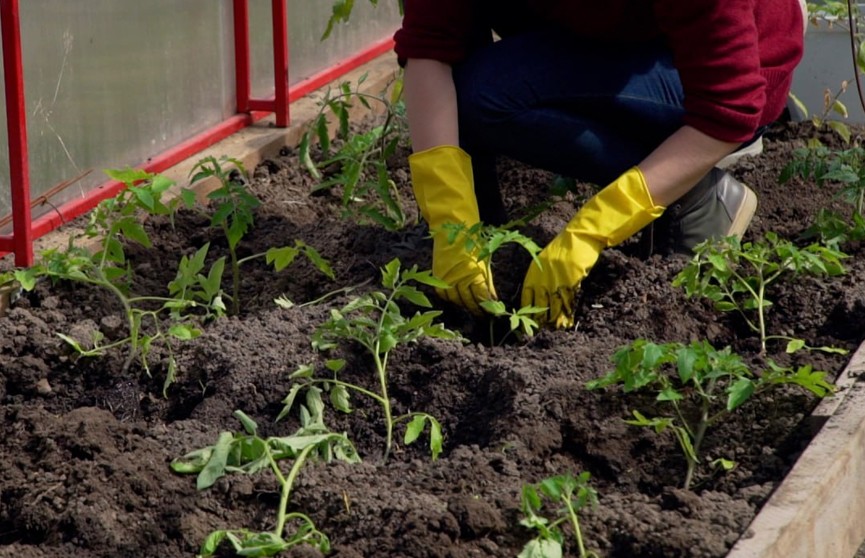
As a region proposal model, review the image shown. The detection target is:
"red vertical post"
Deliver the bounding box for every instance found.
[1,0,33,266]
[271,0,289,127]
[233,0,251,114]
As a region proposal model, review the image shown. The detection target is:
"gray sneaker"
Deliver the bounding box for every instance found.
[641,168,758,256]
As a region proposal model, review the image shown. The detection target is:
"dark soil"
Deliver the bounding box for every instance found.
[1,120,864,558]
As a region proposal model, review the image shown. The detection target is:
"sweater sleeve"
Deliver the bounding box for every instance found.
[393,0,478,65]
[654,0,766,142]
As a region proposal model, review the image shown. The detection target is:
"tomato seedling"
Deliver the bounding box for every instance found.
[185,156,336,315]
[299,75,410,231]
[280,258,461,461]
[519,472,599,558]
[16,169,225,394]
[587,339,835,489]
[673,233,847,354]
[172,405,359,557]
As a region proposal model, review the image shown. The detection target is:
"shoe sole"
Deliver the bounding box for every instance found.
[727,183,758,240]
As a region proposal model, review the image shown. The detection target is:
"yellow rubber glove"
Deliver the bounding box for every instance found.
[409,145,497,315]
[522,167,665,329]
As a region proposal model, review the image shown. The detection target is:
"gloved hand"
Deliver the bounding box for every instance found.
[522,167,665,329]
[409,145,497,315]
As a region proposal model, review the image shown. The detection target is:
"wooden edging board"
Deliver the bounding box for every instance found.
[727,339,865,558]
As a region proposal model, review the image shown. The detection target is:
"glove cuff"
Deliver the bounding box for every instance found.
[409,145,481,229]
[568,166,665,248]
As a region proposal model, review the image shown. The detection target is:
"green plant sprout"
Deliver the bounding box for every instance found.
[279,258,461,461]
[587,339,835,489]
[172,405,359,558]
[782,144,865,248]
[298,75,410,230]
[185,156,336,314]
[803,207,865,249]
[789,82,853,146]
[15,169,225,393]
[782,144,865,216]
[479,300,546,344]
[442,221,546,343]
[673,233,847,354]
[518,472,599,558]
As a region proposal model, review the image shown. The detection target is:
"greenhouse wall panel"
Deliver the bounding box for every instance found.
[1,0,400,236]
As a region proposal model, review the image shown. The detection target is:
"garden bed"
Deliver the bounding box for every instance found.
[1,117,864,558]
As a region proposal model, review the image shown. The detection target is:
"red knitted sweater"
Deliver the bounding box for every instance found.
[394,0,804,143]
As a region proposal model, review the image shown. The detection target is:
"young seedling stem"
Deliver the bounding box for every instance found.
[519,472,599,558]
[281,258,460,462]
[674,233,846,354]
[588,339,835,489]
[173,408,358,556]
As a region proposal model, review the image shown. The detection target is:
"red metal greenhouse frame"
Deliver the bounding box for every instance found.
[1,0,394,266]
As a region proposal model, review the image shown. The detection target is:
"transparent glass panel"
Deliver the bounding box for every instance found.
[249,0,401,98]
[1,0,234,229]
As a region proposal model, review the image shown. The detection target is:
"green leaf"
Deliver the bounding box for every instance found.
[480,299,507,316]
[163,357,178,397]
[197,431,234,490]
[788,92,809,121]
[714,301,738,312]
[290,364,315,379]
[265,246,300,272]
[298,133,322,179]
[657,387,683,402]
[325,359,346,373]
[404,415,426,445]
[727,378,755,410]
[711,457,737,471]
[104,167,151,185]
[827,121,852,144]
[14,268,38,291]
[785,338,806,353]
[233,410,258,435]
[180,188,198,209]
[677,347,697,383]
[381,258,400,289]
[316,115,331,156]
[640,342,665,370]
[379,331,398,354]
[707,253,728,272]
[300,243,335,279]
[170,447,213,474]
[428,417,443,460]
[858,41,865,74]
[329,384,352,413]
[118,219,151,247]
[518,538,563,558]
[199,530,228,557]
[396,285,433,308]
[130,185,156,211]
[276,384,303,422]
[169,324,200,340]
[812,345,849,355]
[56,333,87,354]
[673,425,699,463]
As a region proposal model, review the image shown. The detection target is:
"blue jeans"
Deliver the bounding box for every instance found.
[452,29,685,223]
